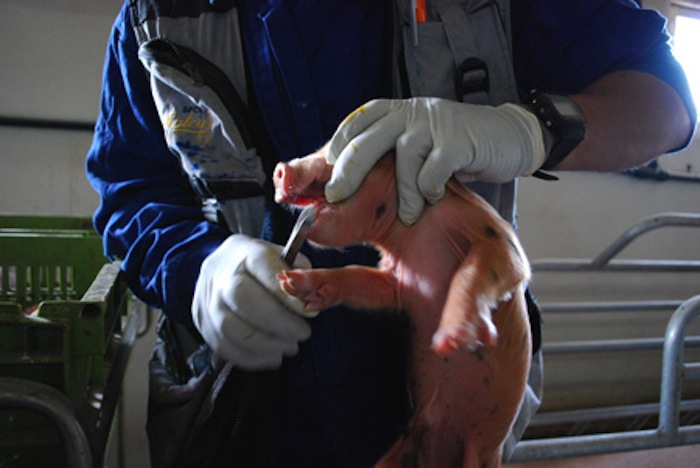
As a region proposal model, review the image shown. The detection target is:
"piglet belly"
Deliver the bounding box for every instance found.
[382,273,530,467]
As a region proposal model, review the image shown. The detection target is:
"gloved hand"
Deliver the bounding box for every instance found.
[324,98,546,224]
[192,234,315,370]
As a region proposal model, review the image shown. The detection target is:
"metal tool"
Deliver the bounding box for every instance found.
[281,205,318,265]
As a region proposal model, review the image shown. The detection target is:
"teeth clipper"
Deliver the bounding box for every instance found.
[281,205,318,265]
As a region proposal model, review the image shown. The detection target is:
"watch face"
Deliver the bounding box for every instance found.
[551,95,582,118]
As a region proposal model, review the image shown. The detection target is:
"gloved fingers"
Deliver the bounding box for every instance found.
[326,99,395,163]
[325,103,408,204]
[192,234,314,370]
[222,274,313,341]
[242,240,312,316]
[212,312,303,370]
[325,116,406,203]
[395,125,432,225]
[417,146,467,204]
[499,103,546,175]
[217,300,308,352]
[191,298,283,369]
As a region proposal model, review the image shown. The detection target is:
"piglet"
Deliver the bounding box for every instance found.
[274,147,532,467]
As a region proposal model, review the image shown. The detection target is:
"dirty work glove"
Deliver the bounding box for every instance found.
[192,234,315,370]
[324,98,546,224]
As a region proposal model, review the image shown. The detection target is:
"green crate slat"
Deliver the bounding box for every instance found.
[0,215,95,231]
[0,235,104,310]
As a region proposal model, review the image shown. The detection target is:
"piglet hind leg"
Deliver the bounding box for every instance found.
[278,266,399,312]
[379,292,531,468]
[432,187,531,355]
[431,247,516,355]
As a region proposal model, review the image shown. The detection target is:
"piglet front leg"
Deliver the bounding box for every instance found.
[279,266,399,313]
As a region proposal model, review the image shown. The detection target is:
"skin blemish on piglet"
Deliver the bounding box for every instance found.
[375,203,387,220]
[484,225,499,238]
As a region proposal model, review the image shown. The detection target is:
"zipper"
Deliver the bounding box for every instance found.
[144,38,204,85]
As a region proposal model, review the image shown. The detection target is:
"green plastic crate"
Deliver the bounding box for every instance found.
[0,215,133,466]
[0,215,127,404]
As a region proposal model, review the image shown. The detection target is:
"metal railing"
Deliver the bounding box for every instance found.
[510,212,700,461]
[511,295,700,461]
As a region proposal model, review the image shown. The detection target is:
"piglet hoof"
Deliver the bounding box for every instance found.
[278,270,336,312]
[431,313,498,357]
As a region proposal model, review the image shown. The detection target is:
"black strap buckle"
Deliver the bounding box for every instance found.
[454,57,490,101]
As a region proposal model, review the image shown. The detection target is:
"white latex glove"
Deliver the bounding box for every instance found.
[324,98,546,224]
[192,234,315,370]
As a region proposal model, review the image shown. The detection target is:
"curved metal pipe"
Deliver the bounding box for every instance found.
[591,213,700,269]
[0,377,92,467]
[659,295,700,435]
[511,296,700,462]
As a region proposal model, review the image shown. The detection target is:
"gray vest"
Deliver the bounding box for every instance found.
[394,0,520,223]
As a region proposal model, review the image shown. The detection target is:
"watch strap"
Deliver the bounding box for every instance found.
[528,93,587,172]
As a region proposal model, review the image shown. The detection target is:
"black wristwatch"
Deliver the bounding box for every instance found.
[527,93,586,171]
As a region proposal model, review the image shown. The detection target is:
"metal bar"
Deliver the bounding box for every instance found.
[659,295,700,435]
[510,426,700,462]
[684,362,700,380]
[531,212,700,273]
[511,296,700,462]
[541,300,683,313]
[532,259,700,272]
[0,377,92,468]
[528,400,700,427]
[543,336,700,354]
[591,213,700,268]
[88,304,139,465]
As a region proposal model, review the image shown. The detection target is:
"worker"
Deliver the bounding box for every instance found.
[86,0,696,466]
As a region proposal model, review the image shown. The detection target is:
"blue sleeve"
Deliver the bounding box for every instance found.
[512,0,696,137]
[86,6,230,328]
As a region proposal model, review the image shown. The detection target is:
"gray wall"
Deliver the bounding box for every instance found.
[1,3,153,466]
[1,1,698,465]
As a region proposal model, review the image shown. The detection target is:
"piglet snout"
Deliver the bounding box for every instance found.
[273,163,293,203]
[273,156,334,205]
